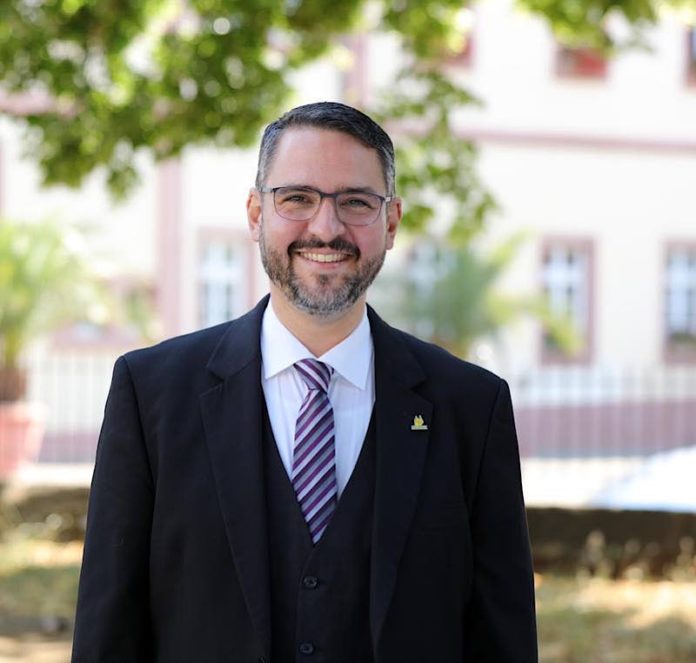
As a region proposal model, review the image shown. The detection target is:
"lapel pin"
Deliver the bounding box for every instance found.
[411,415,428,431]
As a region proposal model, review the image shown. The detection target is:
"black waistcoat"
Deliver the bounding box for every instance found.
[263,408,376,663]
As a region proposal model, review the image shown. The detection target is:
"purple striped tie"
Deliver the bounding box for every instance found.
[292,358,337,544]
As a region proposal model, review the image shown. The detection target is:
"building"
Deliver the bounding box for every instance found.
[1,0,695,505]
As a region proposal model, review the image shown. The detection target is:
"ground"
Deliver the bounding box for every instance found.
[0,634,72,662]
[0,535,695,662]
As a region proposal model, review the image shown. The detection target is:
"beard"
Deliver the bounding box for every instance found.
[259,231,386,317]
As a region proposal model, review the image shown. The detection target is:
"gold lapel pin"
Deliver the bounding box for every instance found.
[411,415,428,431]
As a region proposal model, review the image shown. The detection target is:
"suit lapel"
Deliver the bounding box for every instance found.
[367,308,432,648]
[199,297,271,659]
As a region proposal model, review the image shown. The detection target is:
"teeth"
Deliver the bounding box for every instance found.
[300,252,348,263]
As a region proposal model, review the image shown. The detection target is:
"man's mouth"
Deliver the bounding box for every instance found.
[296,252,351,263]
[289,239,359,264]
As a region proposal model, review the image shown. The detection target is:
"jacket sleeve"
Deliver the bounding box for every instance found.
[72,356,154,662]
[464,378,538,662]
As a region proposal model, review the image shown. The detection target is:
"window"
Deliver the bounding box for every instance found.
[556,45,607,79]
[687,28,696,85]
[198,235,246,328]
[541,240,593,362]
[665,247,696,360]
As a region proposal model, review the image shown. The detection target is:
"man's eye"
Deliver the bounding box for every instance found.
[341,196,374,209]
[280,192,313,204]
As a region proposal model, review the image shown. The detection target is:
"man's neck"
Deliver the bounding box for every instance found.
[269,289,366,357]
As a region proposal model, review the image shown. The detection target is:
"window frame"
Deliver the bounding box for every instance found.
[196,227,255,329]
[539,237,595,365]
[686,27,696,87]
[663,240,696,364]
[555,44,608,80]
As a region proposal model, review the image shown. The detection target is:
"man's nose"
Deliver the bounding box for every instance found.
[305,196,345,241]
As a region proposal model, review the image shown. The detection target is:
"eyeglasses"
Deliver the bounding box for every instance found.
[258,186,394,227]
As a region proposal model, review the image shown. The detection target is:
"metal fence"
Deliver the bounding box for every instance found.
[11,354,696,511]
[26,351,117,464]
[510,366,696,510]
[511,366,696,458]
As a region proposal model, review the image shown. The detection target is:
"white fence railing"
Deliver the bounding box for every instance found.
[10,355,695,511]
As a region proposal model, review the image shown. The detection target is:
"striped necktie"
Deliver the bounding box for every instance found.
[292,358,337,544]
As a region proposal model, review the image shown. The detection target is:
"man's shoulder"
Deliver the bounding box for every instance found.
[122,321,232,372]
[120,298,267,378]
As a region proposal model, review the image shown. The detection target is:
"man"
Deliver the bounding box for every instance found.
[72,102,537,662]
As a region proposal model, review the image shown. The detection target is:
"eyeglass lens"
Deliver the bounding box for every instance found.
[273,187,382,226]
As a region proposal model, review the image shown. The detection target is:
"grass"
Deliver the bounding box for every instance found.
[537,574,696,662]
[0,529,80,661]
[0,529,82,631]
[0,534,695,662]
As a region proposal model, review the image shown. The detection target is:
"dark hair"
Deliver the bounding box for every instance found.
[255,101,395,194]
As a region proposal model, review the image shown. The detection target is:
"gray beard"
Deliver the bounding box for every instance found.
[259,234,386,317]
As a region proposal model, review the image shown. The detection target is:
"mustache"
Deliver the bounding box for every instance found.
[289,238,359,257]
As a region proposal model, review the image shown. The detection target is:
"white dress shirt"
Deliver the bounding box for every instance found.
[260,302,375,497]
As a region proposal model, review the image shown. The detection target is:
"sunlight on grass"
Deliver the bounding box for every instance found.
[0,535,695,662]
[537,574,696,662]
[0,532,82,624]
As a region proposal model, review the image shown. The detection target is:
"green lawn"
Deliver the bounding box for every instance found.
[0,533,82,629]
[537,574,696,662]
[0,534,695,662]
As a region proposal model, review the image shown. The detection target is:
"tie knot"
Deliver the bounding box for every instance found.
[294,358,332,393]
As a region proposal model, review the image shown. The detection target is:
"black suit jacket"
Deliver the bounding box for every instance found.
[72,296,537,662]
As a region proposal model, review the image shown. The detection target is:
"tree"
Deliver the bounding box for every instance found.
[0,218,108,401]
[0,0,463,198]
[0,0,686,361]
[1,0,687,200]
[517,0,666,51]
[373,68,496,240]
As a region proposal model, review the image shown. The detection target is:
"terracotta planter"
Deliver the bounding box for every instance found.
[0,402,45,481]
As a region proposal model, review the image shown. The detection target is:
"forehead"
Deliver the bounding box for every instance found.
[266,127,386,190]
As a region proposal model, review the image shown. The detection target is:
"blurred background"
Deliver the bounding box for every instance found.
[1,0,695,660]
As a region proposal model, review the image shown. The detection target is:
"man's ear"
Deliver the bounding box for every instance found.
[247,188,262,242]
[385,197,403,251]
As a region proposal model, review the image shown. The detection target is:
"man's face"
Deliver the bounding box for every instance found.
[247,127,401,318]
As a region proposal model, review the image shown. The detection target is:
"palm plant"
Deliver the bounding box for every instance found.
[381,233,579,360]
[0,218,106,402]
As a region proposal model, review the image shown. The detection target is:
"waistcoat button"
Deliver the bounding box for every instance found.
[299,642,315,655]
[302,575,319,589]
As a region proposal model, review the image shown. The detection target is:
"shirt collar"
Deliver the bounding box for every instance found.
[260,302,373,390]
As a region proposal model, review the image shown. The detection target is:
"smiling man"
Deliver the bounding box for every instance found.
[72,102,538,663]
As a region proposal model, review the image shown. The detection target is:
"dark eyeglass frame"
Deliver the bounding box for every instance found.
[258,185,394,227]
